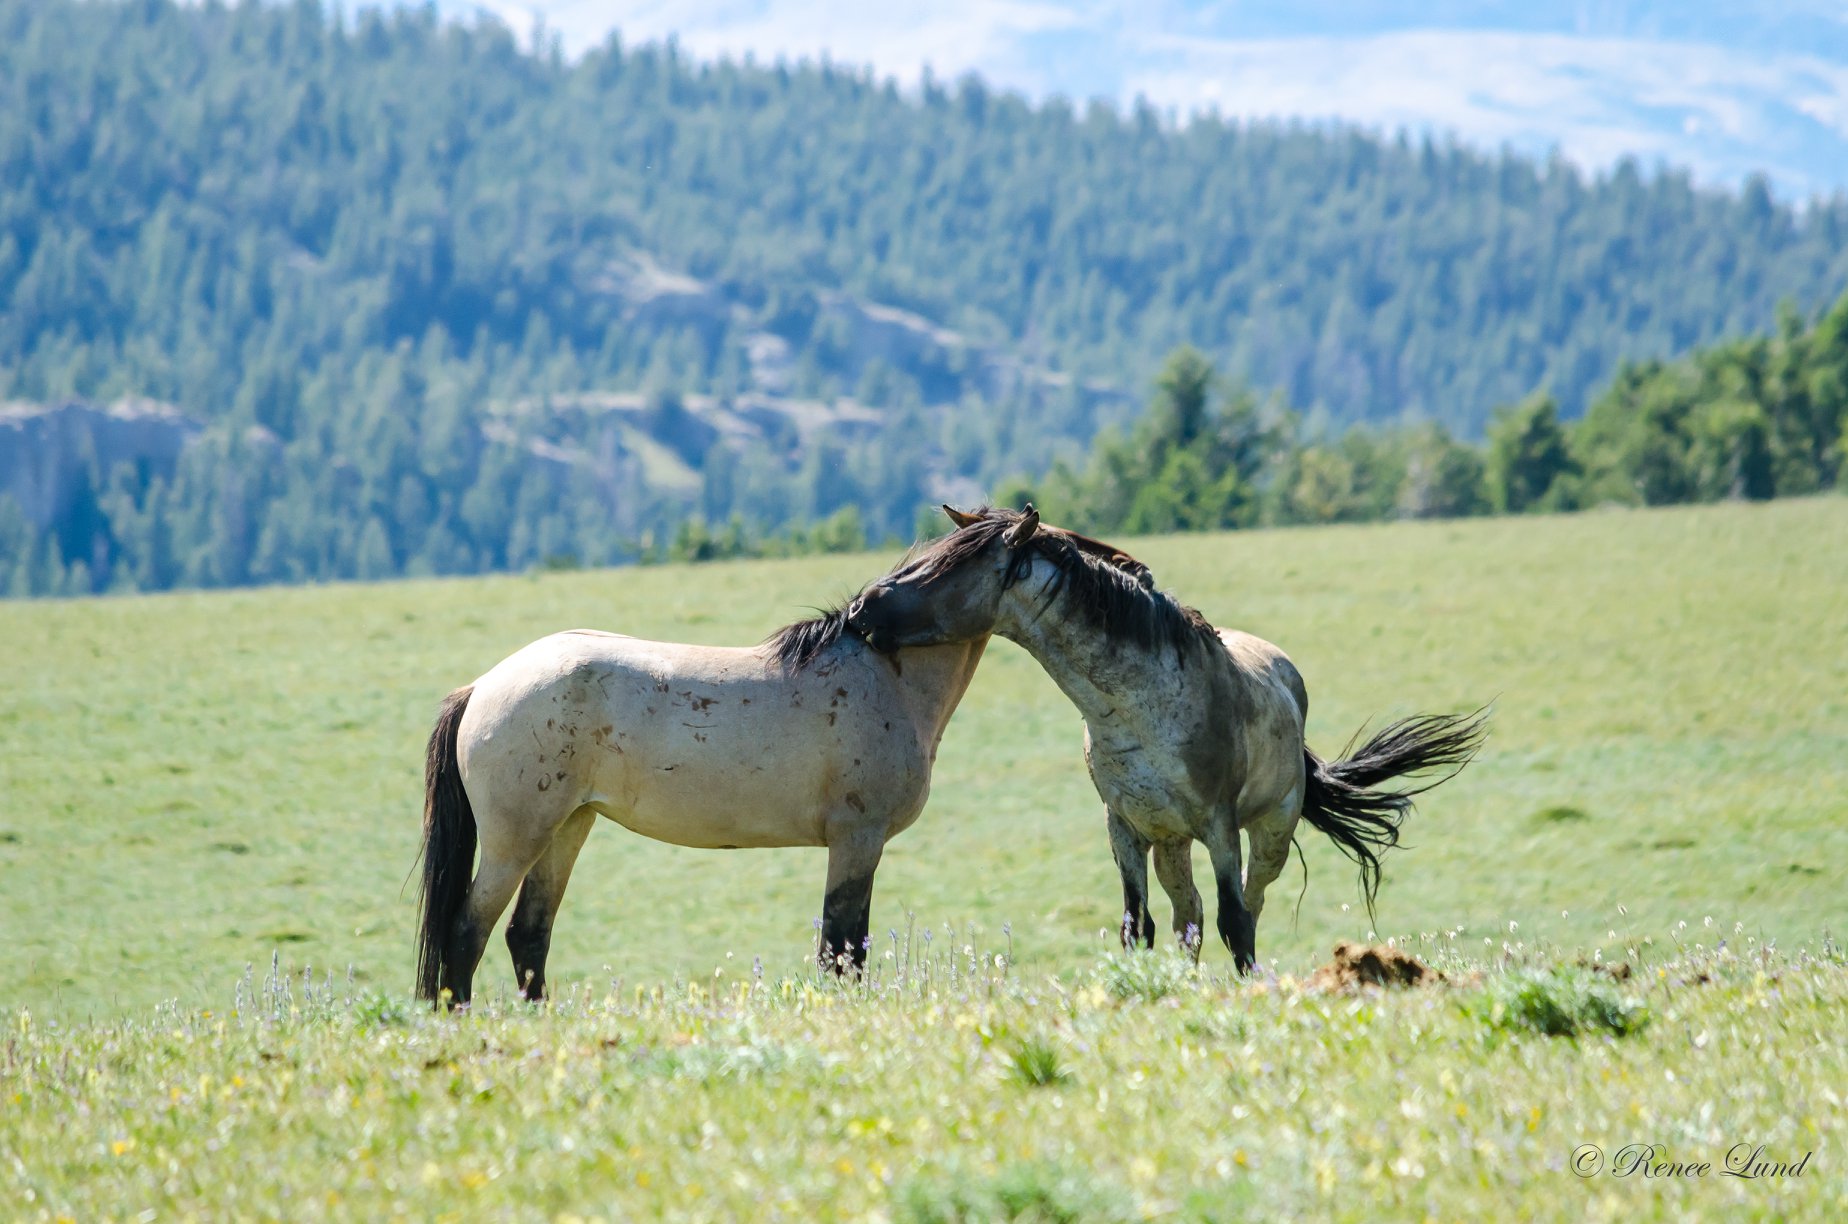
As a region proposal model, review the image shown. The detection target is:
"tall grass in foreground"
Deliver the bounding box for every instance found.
[3,934,1841,1222]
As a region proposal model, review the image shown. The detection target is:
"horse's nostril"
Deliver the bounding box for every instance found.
[851,587,891,621]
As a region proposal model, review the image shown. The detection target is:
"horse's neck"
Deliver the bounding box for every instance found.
[893,637,990,746]
[998,593,1170,747]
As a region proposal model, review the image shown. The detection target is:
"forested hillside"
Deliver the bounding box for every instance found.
[4,0,1847,596]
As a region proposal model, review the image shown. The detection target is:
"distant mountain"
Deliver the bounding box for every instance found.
[449,1,1848,198]
[3,0,1847,597]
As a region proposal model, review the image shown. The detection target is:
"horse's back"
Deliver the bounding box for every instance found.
[1217,629,1307,725]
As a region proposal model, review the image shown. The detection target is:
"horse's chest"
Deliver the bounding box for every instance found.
[1085,748,1201,839]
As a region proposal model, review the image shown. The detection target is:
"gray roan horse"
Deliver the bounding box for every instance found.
[415,615,987,1006]
[847,505,1487,973]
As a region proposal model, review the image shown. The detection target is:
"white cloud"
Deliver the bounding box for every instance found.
[426,2,1848,195]
[1124,29,1848,187]
[439,1,1087,76]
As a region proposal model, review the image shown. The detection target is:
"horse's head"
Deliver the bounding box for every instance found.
[848,503,1163,654]
[854,502,1211,669]
[847,504,1042,653]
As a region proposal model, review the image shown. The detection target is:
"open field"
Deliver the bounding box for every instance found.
[1,498,1845,1216]
[3,497,1844,1016]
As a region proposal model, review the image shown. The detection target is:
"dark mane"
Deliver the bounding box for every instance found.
[763,606,857,671]
[905,508,1219,661]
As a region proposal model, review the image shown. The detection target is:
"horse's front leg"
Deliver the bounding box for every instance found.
[1107,809,1155,949]
[1205,812,1256,975]
[819,824,885,975]
[1151,839,1204,958]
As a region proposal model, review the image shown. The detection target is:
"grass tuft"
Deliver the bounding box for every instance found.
[1475,966,1650,1038]
[898,1161,1135,1223]
[353,991,410,1028]
[1007,1036,1070,1088]
[1096,948,1200,1001]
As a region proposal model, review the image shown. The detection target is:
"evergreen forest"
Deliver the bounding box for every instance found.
[3,0,1846,595]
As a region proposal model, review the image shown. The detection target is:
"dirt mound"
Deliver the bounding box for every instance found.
[1574,957,1633,982]
[1306,941,1445,993]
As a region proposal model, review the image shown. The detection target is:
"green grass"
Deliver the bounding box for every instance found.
[2,497,1842,1017]
[1,498,1845,1216]
[2,940,1841,1220]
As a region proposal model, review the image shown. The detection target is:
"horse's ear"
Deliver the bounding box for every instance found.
[942,504,984,530]
[1004,504,1040,548]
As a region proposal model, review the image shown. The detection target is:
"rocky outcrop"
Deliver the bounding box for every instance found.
[489,389,888,500]
[587,252,738,340]
[0,398,200,526]
[580,249,1132,427]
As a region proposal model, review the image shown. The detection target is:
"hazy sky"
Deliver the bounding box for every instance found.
[427,2,1848,197]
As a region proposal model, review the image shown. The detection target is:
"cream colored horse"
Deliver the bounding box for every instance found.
[415,613,987,1006]
[848,505,1486,973]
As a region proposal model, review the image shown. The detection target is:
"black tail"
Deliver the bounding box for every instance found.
[415,685,476,1003]
[1300,708,1489,919]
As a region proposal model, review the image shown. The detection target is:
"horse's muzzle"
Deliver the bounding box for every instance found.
[846,595,896,655]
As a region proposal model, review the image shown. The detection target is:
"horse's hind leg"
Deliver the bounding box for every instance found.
[1151,840,1203,958]
[442,856,531,1008]
[441,807,552,1007]
[1242,794,1300,927]
[1205,814,1256,975]
[1107,810,1155,949]
[506,806,597,1001]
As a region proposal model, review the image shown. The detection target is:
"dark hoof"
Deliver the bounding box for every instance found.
[1220,912,1257,975]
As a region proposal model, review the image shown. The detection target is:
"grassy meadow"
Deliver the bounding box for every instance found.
[2,497,1845,1218]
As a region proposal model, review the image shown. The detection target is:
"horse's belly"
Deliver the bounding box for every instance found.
[602,789,828,849]
[586,749,831,848]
